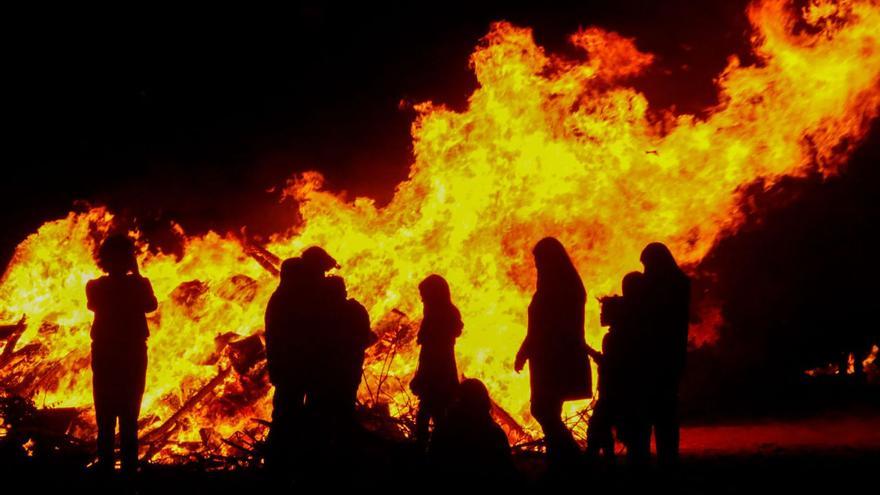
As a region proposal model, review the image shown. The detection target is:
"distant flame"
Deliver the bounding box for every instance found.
[2,0,879,460]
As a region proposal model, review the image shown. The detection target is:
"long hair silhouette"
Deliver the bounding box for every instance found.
[533,237,586,302]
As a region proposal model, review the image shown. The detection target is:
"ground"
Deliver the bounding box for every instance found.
[3,412,878,494]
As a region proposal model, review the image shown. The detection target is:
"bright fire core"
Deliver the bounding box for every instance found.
[1,0,879,461]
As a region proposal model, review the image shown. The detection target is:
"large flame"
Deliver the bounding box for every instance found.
[2,0,879,460]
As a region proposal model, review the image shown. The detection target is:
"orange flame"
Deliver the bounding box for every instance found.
[2,0,879,460]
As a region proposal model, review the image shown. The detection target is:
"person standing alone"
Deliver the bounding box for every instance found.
[86,234,158,477]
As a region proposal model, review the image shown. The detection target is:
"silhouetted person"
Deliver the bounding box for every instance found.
[586,273,646,461]
[312,276,377,425]
[86,235,157,477]
[515,237,591,466]
[429,378,517,483]
[596,271,651,465]
[640,242,690,466]
[264,246,338,471]
[265,256,305,471]
[410,274,463,450]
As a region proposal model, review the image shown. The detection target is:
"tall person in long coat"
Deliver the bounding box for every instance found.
[515,237,592,464]
[640,242,690,466]
[410,274,463,450]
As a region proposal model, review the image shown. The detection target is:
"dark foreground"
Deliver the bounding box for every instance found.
[3,415,879,494]
[4,450,879,494]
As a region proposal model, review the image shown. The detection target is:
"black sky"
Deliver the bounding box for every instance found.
[4,1,755,262]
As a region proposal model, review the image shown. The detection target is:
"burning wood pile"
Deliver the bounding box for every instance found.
[2,0,880,467]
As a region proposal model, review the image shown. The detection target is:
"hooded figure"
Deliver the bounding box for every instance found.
[410,274,463,449]
[640,242,690,465]
[515,237,591,464]
[86,234,157,477]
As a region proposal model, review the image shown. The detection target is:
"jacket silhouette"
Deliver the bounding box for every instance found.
[588,271,646,461]
[640,242,690,465]
[86,234,157,476]
[515,237,590,464]
[429,378,517,483]
[313,276,377,419]
[264,247,338,471]
[410,274,462,449]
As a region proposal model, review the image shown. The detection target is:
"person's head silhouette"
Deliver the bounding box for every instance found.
[621,271,645,298]
[279,257,303,285]
[532,237,569,274]
[532,237,585,299]
[640,242,679,278]
[455,378,493,421]
[326,275,347,301]
[419,274,452,308]
[301,246,339,275]
[96,235,138,276]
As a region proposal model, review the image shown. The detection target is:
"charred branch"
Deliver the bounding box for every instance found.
[140,367,232,461]
[238,236,280,276]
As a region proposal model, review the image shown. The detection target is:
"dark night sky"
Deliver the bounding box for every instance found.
[4,1,878,406]
[4,1,755,263]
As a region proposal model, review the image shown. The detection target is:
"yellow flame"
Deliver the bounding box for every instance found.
[2,0,879,459]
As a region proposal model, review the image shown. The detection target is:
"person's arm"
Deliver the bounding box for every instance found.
[585,344,603,363]
[452,308,463,338]
[354,304,376,349]
[86,280,98,312]
[515,309,534,373]
[140,277,158,313]
[513,304,537,373]
[515,338,530,372]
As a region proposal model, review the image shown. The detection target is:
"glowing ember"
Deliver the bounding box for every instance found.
[1,0,879,460]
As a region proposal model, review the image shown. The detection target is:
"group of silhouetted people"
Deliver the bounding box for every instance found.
[586,243,691,467]
[512,238,690,470]
[84,233,689,481]
[263,247,377,472]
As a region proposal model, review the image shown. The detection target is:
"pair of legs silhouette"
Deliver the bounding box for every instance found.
[531,395,580,463]
[92,344,146,476]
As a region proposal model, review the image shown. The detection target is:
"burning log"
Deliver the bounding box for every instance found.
[0,317,26,341]
[0,317,27,366]
[138,332,266,461]
[227,334,265,375]
[490,396,531,444]
[140,367,232,461]
[238,235,280,276]
[364,309,413,405]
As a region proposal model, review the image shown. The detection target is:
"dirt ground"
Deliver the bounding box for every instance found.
[3,413,879,494]
[680,413,880,454]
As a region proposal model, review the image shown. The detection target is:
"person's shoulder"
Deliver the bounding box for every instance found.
[451,304,462,318]
[86,276,109,289]
[346,298,368,311]
[123,274,152,288]
[443,304,462,324]
[346,299,371,324]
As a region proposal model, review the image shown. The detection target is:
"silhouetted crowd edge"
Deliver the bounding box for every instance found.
[85,234,691,484]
